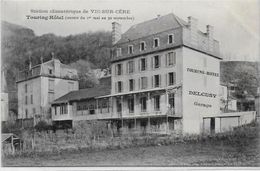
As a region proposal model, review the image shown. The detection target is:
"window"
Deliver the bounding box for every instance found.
[153,55,160,68]
[116,48,122,57]
[54,107,57,115]
[166,52,176,66]
[77,105,82,111]
[48,92,54,103]
[140,58,146,71]
[31,94,33,104]
[128,97,134,113]
[25,109,28,118]
[141,77,148,89]
[169,93,175,108]
[25,96,28,105]
[117,81,123,93]
[129,79,134,91]
[154,95,160,111]
[49,79,54,91]
[60,105,68,114]
[154,38,159,47]
[32,108,36,114]
[89,104,95,115]
[168,34,174,44]
[128,45,133,54]
[116,63,122,76]
[154,75,160,88]
[168,72,176,86]
[140,97,147,112]
[49,68,53,75]
[128,61,134,74]
[140,41,146,51]
[25,84,28,93]
[116,99,122,113]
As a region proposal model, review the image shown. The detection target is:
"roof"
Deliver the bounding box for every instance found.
[52,77,111,104]
[2,133,20,143]
[117,13,187,44]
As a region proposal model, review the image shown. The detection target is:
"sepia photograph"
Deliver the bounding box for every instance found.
[1,0,259,169]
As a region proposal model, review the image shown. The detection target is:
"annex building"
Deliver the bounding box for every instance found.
[17,57,78,126]
[52,13,222,134]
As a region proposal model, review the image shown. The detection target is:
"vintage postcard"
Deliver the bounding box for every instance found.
[1,0,259,169]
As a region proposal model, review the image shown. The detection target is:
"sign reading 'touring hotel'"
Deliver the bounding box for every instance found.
[186,68,219,77]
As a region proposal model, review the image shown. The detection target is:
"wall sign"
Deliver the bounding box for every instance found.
[189,91,217,98]
[187,68,219,77]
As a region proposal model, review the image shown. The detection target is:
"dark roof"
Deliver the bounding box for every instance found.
[117,13,187,44]
[52,77,111,104]
[2,133,20,143]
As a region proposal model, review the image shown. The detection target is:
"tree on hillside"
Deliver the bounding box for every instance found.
[69,60,99,89]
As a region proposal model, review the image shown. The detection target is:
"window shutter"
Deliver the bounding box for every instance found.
[173,52,176,65]
[165,53,168,66]
[138,59,141,71]
[138,78,141,90]
[165,74,168,86]
[133,79,135,91]
[159,55,161,68]
[145,77,148,89]
[145,58,148,70]
[173,72,176,84]
[115,82,117,93]
[126,62,129,74]
[132,61,135,73]
[151,56,154,69]
[115,65,117,76]
[151,76,154,88]
[159,75,161,87]
[121,82,123,92]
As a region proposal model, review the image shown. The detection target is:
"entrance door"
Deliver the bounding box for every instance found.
[210,118,215,134]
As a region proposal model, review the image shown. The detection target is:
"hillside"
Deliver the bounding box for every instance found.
[2,21,112,113]
[220,61,260,97]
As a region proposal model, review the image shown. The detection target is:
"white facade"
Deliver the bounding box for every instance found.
[17,59,79,122]
[219,85,237,112]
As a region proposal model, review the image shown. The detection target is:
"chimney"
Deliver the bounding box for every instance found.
[40,56,44,64]
[51,52,55,60]
[53,58,61,77]
[206,25,214,38]
[112,22,121,45]
[188,16,198,30]
[187,16,198,46]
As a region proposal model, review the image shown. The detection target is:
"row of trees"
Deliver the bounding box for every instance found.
[2,21,112,93]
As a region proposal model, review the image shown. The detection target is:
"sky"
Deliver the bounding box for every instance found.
[1,0,260,61]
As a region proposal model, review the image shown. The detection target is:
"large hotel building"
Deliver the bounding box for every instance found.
[51,13,222,134]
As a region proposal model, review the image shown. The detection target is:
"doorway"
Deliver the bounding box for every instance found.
[210,118,215,134]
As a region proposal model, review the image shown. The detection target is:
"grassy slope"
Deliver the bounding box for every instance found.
[2,123,259,167]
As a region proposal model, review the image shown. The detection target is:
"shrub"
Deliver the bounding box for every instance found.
[34,120,51,132]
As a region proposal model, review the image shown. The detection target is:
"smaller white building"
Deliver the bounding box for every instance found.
[219,84,237,112]
[17,58,79,125]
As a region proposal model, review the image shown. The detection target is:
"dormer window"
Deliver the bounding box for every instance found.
[168,34,174,44]
[116,48,122,57]
[140,41,146,51]
[128,45,133,54]
[154,38,159,48]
